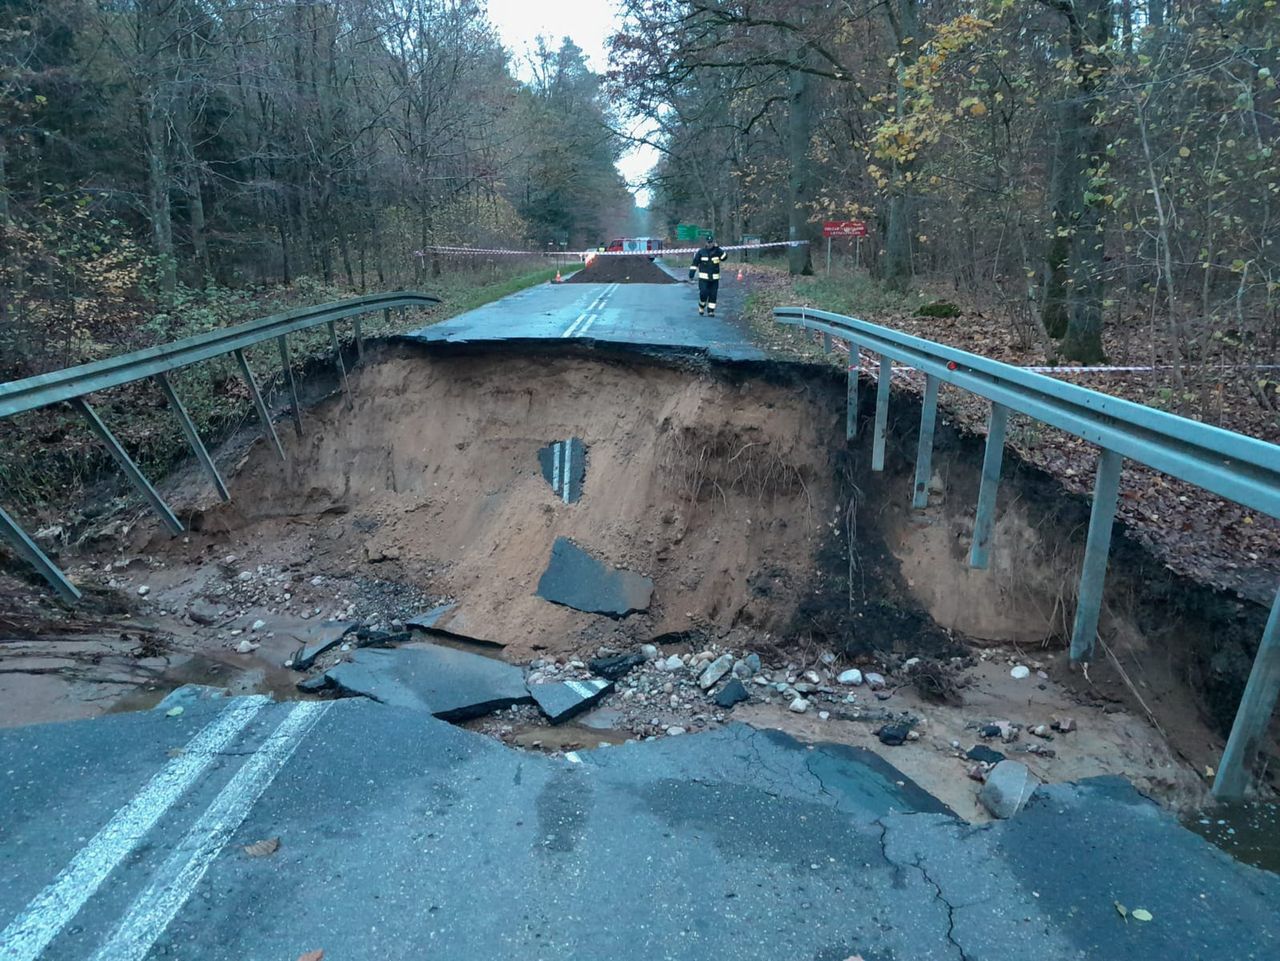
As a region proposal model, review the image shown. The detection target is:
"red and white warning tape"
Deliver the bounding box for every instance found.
[414,240,808,259]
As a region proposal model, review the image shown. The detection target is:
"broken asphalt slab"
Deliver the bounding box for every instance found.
[289,620,358,670]
[528,678,613,724]
[536,536,653,617]
[2,704,1277,961]
[538,437,587,502]
[321,643,531,721]
[404,602,506,648]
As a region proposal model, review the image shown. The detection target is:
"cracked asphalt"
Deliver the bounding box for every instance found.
[2,697,1276,961]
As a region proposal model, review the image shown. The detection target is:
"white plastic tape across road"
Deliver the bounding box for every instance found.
[414,240,809,258]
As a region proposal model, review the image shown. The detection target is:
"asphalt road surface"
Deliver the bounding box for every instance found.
[404,265,766,360]
[2,697,1276,961]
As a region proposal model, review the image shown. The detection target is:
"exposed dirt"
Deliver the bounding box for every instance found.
[0,341,1257,816]
[565,254,676,284]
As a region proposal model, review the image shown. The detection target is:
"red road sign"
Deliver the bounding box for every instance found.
[823,220,868,238]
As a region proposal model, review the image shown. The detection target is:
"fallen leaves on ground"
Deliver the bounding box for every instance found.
[296,951,323,961]
[242,837,281,857]
[1131,908,1154,922]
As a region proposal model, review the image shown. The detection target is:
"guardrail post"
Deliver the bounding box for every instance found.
[1069,448,1123,661]
[1213,589,1280,800]
[233,348,286,461]
[912,374,939,508]
[846,346,859,441]
[276,335,303,439]
[0,504,82,602]
[70,397,184,534]
[822,331,832,354]
[969,403,1009,569]
[155,373,229,502]
[327,320,353,410]
[353,317,365,361]
[872,355,891,471]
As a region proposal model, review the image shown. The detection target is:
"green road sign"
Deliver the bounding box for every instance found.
[675,224,702,242]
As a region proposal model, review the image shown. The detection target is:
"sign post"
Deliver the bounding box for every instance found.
[822,220,869,274]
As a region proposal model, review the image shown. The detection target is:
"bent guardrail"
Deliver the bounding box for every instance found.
[0,290,439,604]
[775,304,1280,801]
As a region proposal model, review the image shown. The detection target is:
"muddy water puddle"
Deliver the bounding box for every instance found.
[1184,801,1280,874]
[107,652,308,714]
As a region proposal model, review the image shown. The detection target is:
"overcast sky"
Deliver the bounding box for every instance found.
[485,0,658,206]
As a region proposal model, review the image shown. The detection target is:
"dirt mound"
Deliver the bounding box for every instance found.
[566,255,676,284]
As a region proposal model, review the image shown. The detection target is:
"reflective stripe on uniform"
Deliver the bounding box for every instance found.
[697,272,710,279]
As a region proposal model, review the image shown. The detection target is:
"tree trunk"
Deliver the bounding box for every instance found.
[145,103,176,297]
[0,137,9,223]
[1041,0,1113,364]
[1041,102,1075,339]
[186,159,209,284]
[787,46,814,275]
[883,0,921,290]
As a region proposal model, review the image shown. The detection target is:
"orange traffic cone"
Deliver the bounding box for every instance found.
[736,267,745,282]
[553,269,562,284]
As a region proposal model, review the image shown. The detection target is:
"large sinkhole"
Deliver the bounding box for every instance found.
[181,345,858,660]
[16,341,1271,827]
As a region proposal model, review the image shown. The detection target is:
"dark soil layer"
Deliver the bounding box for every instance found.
[565,255,676,284]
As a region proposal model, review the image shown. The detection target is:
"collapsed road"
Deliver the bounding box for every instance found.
[2,261,1279,959]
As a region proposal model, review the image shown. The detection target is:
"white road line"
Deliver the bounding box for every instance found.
[0,697,269,961]
[561,441,572,504]
[560,312,590,338]
[88,701,331,961]
[565,680,605,699]
[560,284,616,337]
[573,313,601,337]
[551,441,562,495]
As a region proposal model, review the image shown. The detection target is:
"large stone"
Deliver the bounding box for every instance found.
[529,678,613,724]
[698,653,735,690]
[714,678,749,708]
[536,538,653,618]
[187,599,222,626]
[965,744,1006,765]
[589,652,646,680]
[978,760,1039,819]
[837,669,863,686]
[323,644,532,721]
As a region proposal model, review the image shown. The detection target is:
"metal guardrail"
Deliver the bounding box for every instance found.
[776,304,1280,801]
[0,291,439,604]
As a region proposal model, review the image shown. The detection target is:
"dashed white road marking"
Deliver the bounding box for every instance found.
[88,701,331,961]
[560,284,616,337]
[551,441,562,494]
[0,696,269,961]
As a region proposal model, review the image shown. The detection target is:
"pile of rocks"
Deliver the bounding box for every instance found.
[958,714,1080,781]
[523,643,902,740]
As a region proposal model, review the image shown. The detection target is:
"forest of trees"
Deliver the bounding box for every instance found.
[612,0,1279,375]
[2,0,1278,386]
[0,0,636,378]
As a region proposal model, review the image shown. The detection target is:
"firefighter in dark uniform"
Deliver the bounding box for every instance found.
[688,234,727,316]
